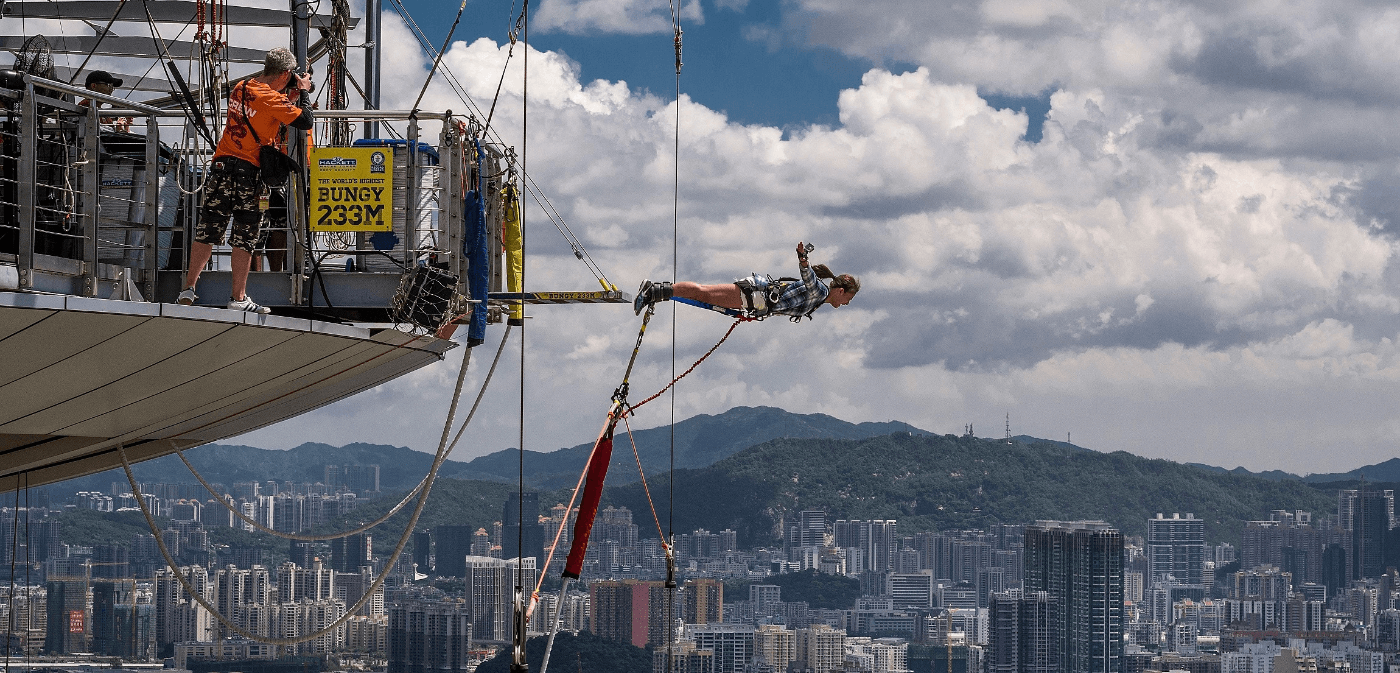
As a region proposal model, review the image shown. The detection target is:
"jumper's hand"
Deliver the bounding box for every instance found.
[796,241,807,257]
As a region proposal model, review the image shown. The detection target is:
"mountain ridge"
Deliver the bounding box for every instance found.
[601,433,1337,546]
[334,432,1339,553]
[47,406,931,495]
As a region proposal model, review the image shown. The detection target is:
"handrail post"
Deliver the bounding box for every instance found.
[406,114,418,270]
[16,81,35,289]
[289,160,308,306]
[143,114,159,301]
[81,102,100,296]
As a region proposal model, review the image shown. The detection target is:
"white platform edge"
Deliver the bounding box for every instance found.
[1,292,391,344]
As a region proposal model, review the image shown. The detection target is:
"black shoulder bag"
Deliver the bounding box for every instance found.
[239,83,301,187]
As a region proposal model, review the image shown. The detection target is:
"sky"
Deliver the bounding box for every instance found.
[26,0,1400,475]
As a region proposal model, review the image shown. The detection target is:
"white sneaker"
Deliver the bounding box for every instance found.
[177,287,197,305]
[228,295,272,314]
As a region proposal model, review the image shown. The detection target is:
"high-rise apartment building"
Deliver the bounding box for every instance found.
[682,578,723,625]
[471,528,492,558]
[751,585,782,614]
[687,624,756,673]
[1024,520,1124,673]
[277,559,334,603]
[1340,489,1393,580]
[1240,512,1325,584]
[655,640,719,673]
[387,601,471,673]
[755,624,797,672]
[1146,513,1204,585]
[795,624,846,673]
[834,519,899,573]
[989,590,1059,673]
[590,579,670,648]
[462,555,536,644]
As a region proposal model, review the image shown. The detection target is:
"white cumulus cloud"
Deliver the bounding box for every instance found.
[238,2,1400,476]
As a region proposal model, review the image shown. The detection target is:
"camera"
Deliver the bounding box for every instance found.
[291,66,315,94]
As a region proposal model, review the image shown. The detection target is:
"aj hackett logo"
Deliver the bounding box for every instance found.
[318,156,358,169]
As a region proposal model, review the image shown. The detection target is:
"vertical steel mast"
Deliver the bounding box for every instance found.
[364,0,381,139]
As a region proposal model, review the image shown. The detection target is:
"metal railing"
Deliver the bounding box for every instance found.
[0,73,167,299]
[0,75,496,322]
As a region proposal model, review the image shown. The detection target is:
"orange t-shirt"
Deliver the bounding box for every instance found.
[215,79,304,166]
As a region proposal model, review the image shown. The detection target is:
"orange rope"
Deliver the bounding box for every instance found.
[626,317,746,414]
[621,414,668,546]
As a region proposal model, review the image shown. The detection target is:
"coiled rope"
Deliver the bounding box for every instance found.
[119,326,513,645]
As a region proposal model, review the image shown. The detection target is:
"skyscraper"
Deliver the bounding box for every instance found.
[1322,543,1348,597]
[388,601,471,673]
[433,525,474,578]
[834,519,899,572]
[795,510,828,548]
[462,555,536,644]
[1024,520,1123,673]
[1146,513,1204,585]
[45,578,88,654]
[795,624,845,673]
[754,624,797,672]
[590,579,671,648]
[1340,489,1392,580]
[412,530,432,573]
[92,579,128,655]
[687,624,756,673]
[331,533,372,572]
[501,491,544,563]
[682,578,724,624]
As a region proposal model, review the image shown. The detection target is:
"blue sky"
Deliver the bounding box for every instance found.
[400,0,1054,139]
[400,0,883,130]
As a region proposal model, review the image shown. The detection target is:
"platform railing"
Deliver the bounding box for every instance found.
[0,73,169,299]
[0,77,478,322]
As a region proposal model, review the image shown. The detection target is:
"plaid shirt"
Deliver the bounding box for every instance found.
[769,260,830,318]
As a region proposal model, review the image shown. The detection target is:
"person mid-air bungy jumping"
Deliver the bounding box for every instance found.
[634,241,860,322]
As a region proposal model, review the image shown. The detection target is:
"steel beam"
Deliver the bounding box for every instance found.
[2,1,356,28]
[0,36,267,63]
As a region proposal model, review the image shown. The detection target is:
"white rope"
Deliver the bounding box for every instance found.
[120,326,512,645]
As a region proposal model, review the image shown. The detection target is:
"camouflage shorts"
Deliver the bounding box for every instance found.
[196,157,262,252]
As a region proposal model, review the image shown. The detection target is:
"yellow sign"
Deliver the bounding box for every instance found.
[308,147,393,231]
